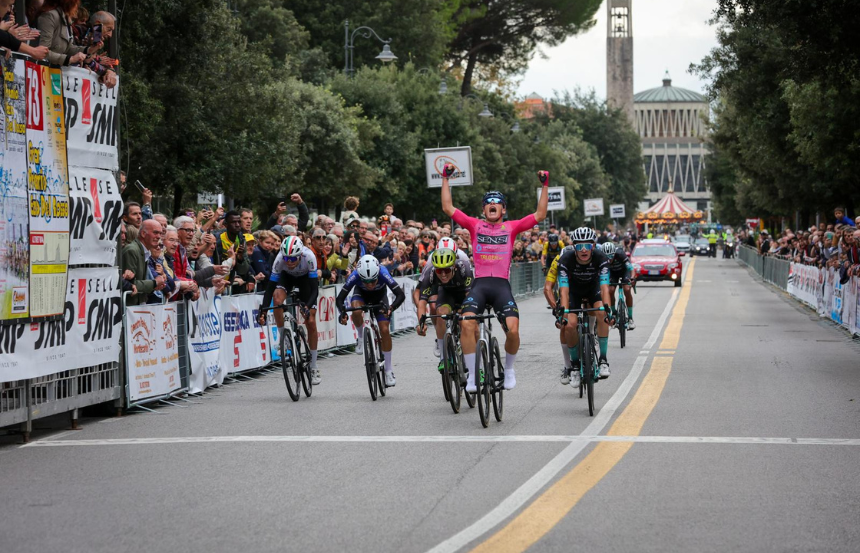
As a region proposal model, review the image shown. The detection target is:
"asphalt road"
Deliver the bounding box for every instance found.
[2,256,859,553]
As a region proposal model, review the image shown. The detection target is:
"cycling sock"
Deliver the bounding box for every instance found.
[464,353,476,387]
[310,350,318,368]
[505,353,517,372]
[568,345,579,363]
[356,325,364,342]
[436,338,443,351]
[560,343,571,368]
[599,337,608,358]
[627,306,633,319]
[589,316,597,330]
[383,350,392,373]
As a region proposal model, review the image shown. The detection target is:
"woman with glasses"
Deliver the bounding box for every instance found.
[440,164,550,392]
[556,227,615,388]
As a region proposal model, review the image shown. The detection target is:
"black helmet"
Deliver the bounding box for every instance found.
[548,233,559,244]
[482,191,506,207]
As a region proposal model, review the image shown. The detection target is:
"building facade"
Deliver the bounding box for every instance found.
[634,72,711,211]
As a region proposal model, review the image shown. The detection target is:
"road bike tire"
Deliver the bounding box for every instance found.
[297,326,313,398]
[617,299,627,349]
[476,341,490,428]
[375,329,386,397]
[280,330,300,402]
[581,333,595,417]
[363,330,378,401]
[444,334,461,414]
[491,337,504,422]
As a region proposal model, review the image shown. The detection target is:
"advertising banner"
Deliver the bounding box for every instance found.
[219,294,269,376]
[0,56,29,319]
[584,198,604,217]
[610,204,626,218]
[26,62,70,317]
[68,167,123,265]
[843,276,857,335]
[390,277,418,332]
[62,66,119,171]
[315,285,338,351]
[125,303,181,402]
[787,262,819,308]
[425,147,473,187]
[185,288,225,394]
[536,187,566,212]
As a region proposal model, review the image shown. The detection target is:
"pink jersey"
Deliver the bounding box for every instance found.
[452,209,537,279]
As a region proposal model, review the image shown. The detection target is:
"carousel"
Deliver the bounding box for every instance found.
[635,188,704,234]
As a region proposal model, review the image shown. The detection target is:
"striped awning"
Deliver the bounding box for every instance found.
[635,192,703,222]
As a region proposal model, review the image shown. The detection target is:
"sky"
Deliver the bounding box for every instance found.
[516,0,720,101]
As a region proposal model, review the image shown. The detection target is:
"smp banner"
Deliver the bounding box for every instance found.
[68,167,123,265]
[62,66,119,171]
[219,294,269,376]
[0,56,30,320]
[185,288,225,394]
[25,62,70,318]
[0,267,121,381]
[125,303,181,402]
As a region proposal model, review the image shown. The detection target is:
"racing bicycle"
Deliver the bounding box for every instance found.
[563,306,604,417]
[463,307,506,428]
[610,278,632,349]
[344,304,391,401]
[423,312,475,414]
[262,290,312,402]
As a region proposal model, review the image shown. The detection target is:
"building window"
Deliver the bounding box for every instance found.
[611,7,629,37]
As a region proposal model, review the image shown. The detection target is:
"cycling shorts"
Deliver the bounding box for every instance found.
[275,275,317,309]
[436,287,468,312]
[608,269,630,286]
[350,288,391,322]
[462,277,519,319]
[566,283,602,309]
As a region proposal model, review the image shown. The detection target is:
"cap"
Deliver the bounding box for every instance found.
[244,233,255,243]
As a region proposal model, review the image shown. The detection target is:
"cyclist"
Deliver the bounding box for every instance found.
[601,242,636,330]
[336,255,406,387]
[416,248,474,372]
[544,244,576,383]
[541,233,565,274]
[412,236,471,358]
[557,227,615,388]
[258,236,322,385]
[441,164,549,391]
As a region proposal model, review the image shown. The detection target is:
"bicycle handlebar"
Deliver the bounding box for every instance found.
[344,304,385,313]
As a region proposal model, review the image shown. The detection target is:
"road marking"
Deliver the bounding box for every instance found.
[467,260,695,553]
[21,435,860,447]
[426,285,682,553]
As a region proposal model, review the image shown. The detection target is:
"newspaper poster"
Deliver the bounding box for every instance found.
[125,303,181,402]
[26,62,70,317]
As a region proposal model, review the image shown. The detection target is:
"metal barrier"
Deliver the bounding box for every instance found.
[738,245,790,290]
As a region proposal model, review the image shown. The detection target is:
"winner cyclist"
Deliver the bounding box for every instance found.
[441,164,549,391]
[557,228,615,388]
[601,242,635,330]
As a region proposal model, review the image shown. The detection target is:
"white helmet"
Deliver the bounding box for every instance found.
[601,242,617,256]
[357,255,380,282]
[571,227,597,243]
[281,236,304,257]
[438,236,458,251]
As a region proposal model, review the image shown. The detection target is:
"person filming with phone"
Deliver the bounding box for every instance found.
[212,211,251,294]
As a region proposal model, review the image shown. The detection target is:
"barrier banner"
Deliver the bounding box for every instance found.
[62,66,119,171]
[68,167,122,265]
[334,283,360,348]
[26,62,70,317]
[0,267,121,381]
[185,289,225,393]
[1,56,30,320]
[390,277,418,332]
[843,276,857,335]
[219,294,269,375]
[125,303,181,402]
[787,262,819,308]
[315,285,338,350]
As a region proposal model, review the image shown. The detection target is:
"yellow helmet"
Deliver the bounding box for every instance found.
[431,248,456,270]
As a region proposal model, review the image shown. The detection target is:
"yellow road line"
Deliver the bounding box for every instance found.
[469,260,695,553]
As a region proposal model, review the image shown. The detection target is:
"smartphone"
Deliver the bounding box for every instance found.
[134,180,145,193]
[91,24,103,44]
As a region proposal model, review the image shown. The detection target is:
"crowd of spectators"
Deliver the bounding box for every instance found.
[0,0,117,88]
[745,207,859,284]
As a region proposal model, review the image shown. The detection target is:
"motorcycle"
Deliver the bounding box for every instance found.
[723,239,735,259]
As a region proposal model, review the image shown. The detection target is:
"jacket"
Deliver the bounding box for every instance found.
[37,9,87,67]
[121,240,156,306]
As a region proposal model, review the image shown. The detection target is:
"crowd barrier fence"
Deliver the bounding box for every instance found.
[2,262,547,437]
[738,245,860,336]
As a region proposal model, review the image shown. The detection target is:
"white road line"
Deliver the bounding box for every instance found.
[22,435,860,447]
[427,288,681,553]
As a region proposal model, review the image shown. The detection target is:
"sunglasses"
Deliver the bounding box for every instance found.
[484,198,504,205]
[361,279,378,286]
[574,243,594,252]
[434,268,453,276]
[284,256,300,263]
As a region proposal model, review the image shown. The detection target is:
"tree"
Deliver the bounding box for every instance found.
[446,0,601,96]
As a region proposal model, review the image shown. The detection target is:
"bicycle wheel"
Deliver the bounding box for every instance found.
[617,298,627,349]
[280,330,300,402]
[375,328,386,397]
[491,337,504,422]
[297,326,313,398]
[363,329,378,401]
[476,341,490,428]
[443,334,461,414]
[581,333,595,417]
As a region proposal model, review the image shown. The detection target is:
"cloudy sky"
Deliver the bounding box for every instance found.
[516,0,720,100]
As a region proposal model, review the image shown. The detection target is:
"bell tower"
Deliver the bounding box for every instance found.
[607,0,634,123]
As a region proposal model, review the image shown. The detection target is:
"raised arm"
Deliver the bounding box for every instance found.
[535,171,550,223]
[441,164,456,217]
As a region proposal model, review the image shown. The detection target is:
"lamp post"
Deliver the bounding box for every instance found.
[496,112,521,133]
[344,20,397,76]
[462,93,494,118]
[418,68,448,95]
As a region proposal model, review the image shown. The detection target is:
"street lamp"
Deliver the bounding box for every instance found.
[418,68,449,95]
[344,20,397,76]
[497,112,520,133]
[461,93,493,118]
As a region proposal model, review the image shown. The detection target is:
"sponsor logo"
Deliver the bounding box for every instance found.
[477,234,508,245]
[81,78,92,125]
[77,279,86,325]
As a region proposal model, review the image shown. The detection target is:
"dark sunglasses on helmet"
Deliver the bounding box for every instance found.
[574,243,594,252]
[484,198,504,205]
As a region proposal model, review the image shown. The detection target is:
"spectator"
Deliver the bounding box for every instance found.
[163,227,197,300]
[398,240,419,275]
[308,227,331,283]
[264,194,308,232]
[325,234,349,284]
[239,208,254,233]
[122,201,142,229]
[250,229,277,290]
[340,196,360,226]
[146,228,176,304]
[212,210,251,294]
[0,0,47,60]
[345,230,363,268]
[37,0,102,67]
[121,220,165,306]
[175,215,223,289]
[124,223,138,247]
[834,207,855,227]
[758,230,771,255]
[153,213,168,230]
